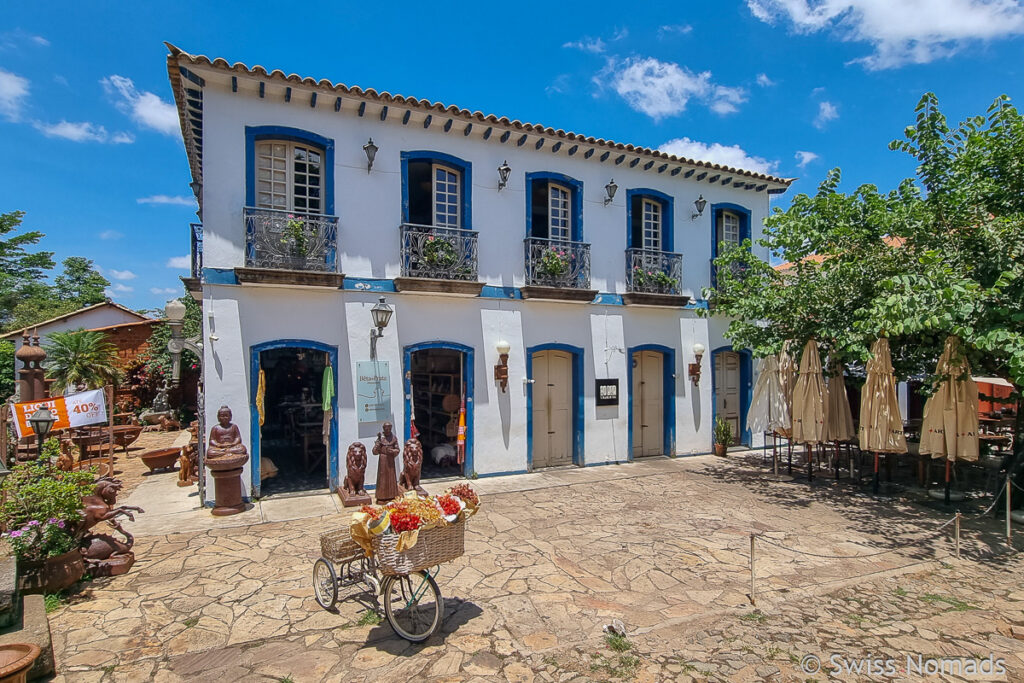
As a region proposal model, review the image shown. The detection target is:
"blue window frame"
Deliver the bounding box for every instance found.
[626,188,674,251]
[710,202,751,286]
[245,126,335,215]
[525,172,583,241]
[401,151,472,229]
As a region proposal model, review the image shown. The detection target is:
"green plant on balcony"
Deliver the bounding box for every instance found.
[632,266,678,292]
[538,248,570,278]
[281,215,309,257]
[422,235,459,268]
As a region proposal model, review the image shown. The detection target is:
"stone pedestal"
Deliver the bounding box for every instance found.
[337,487,372,508]
[399,483,429,497]
[206,453,249,516]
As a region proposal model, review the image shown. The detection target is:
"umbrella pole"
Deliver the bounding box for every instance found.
[807,443,813,482]
[787,440,793,475]
[772,434,778,477]
[945,459,951,506]
[873,452,880,494]
[834,442,840,481]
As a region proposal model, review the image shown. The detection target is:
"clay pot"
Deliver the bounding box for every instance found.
[140,447,180,472]
[0,643,41,683]
[18,549,85,595]
[714,443,728,457]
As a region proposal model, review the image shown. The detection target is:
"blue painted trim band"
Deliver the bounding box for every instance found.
[249,339,339,498]
[244,126,335,216]
[524,171,584,241]
[400,151,473,229]
[625,188,675,251]
[525,343,585,470]
[709,345,753,448]
[402,341,474,477]
[593,293,624,306]
[479,285,521,299]
[343,278,397,292]
[203,268,239,285]
[683,299,709,310]
[627,344,677,459]
[473,468,530,479]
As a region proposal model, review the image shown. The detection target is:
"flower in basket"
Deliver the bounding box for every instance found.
[436,494,464,523]
[389,510,422,533]
[446,483,479,509]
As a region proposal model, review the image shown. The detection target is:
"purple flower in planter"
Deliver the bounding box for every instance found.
[28,520,40,526]
[56,521,65,529]
[47,518,57,525]
[9,531,22,538]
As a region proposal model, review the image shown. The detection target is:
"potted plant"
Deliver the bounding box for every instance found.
[282,214,309,257]
[1,455,95,594]
[422,236,458,268]
[538,248,570,278]
[713,416,733,457]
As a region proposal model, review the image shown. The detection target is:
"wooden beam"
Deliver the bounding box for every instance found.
[463,123,473,136]
[259,82,264,98]
[644,160,655,170]
[584,148,595,159]
[628,158,640,168]
[310,92,317,108]
[443,119,453,132]
[358,101,366,117]
[231,76,237,93]
[500,131,510,143]
[657,164,668,173]
[755,184,767,192]
[535,138,544,150]
[334,97,342,112]
[696,172,707,181]
[599,151,609,162]
[708,174,720,183]
[380,105,388,121]
[402,110,410,125]
[615,154,626,165]
[684,169,695,178]
[517,134,528,146]
[670,167,681,176]
[721,176,732,185]
[422,114,431,128]
[551,141,561,153]
[483,126,493,140]
[285,87,292,103]
[568,145,578,156]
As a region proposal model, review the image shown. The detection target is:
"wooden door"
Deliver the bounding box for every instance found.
[632,351,664,457]
[532,350,573,468]
[715,351,741,444]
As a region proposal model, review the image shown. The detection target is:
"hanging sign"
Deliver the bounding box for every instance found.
[356,361,391,423]
[595,379,619,407]
[12,389,108,439]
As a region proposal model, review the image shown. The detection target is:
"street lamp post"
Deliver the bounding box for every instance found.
[28,407,55,465]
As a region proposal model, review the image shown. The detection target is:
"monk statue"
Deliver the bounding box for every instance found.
[372,422,401,503]
[399,438,427,496]
[206,406,248,460]
[338,442,371,507]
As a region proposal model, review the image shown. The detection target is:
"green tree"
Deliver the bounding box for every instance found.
[0,211,55,330]
[0,341,13,402]
[53,256,109,307]
[42,329,119,393]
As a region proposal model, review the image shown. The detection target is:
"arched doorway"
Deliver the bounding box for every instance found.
[250,340,338,497]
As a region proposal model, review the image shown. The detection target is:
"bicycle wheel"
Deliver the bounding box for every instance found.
[382,571,442,642]
[312,558,338,610]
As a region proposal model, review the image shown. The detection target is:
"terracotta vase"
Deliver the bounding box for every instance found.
[0,643,41,683]
[714,443,728,457]
[18,549,85,595]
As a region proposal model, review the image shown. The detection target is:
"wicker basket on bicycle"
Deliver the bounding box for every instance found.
[319,528,363,562]
[371,517,466,576]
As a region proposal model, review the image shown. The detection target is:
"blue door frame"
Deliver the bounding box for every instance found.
[710,345,752,447]
[403,342,474,476]
[249,340,339,498]
[627,345,676,459]
[526,343,584,469]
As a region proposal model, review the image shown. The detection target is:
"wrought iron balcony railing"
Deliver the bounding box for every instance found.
[399,224,478,281]
[190,223,203,280]
[626,248,683,295]
[524,237,592,289]
[243,207,338,272]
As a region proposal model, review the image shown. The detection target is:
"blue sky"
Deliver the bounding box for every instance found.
[2,1,1022,310]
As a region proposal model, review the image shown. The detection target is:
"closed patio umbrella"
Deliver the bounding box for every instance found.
[824,361,856,479]
[748,354,790,477]
[919,336,979,504]
[778,341,798,472]
[792,338,826,480]
[859,337,907,493]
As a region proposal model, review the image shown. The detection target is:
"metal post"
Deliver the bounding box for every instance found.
[1007,478,1012,548]
[954,512,961,559]
[749,533,756,606]
[807,443,813,482]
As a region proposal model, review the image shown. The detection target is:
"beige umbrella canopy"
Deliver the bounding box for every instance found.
[824,362,855,443]
[777,341,797,438]
[748,354,790,435]
[792,339,826,445]
[859,337,907,454]
[919,336,979,463]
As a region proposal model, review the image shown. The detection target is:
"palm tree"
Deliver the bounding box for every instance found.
[43,330,119,393]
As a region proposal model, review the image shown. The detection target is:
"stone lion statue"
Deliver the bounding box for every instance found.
[343,442,368,496]
[399,438,424,493]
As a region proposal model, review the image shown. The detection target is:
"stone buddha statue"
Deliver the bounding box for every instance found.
[206,406,248,460]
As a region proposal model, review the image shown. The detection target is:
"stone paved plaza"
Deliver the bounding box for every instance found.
[49,442,1024,682]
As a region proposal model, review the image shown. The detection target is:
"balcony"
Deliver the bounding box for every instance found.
[623,249,689,306]
[521,237,598,302]
[237,207,343,288]
[181,223,203,297]
[393,224,483,296]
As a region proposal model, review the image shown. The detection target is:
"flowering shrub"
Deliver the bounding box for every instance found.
[538,248,570,277]
[283,214,309,256]
[422,236,458,267]
[632,267,678,292]
[0,459,94,561]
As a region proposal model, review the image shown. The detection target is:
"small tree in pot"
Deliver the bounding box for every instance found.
[713,416,733,457]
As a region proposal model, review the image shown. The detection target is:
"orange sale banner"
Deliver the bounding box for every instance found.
[12,389,107,439]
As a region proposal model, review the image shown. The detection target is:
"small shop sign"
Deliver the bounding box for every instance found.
[356,360,391,423]
[595,378,619,407]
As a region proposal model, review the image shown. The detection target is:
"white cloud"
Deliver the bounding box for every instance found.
[746,0,1024,69]
[563,37,606,54]
[108,283,133,294]
[32,119,134,144]
[606,57,747,119]
[546,74,572,96]
[0,68,29,122]
[150,287,179,296]
[30,35,49,47]
[814,100,839,128]
[138,194,195,206]
[111,131,135,144]
[795,150,819,168]
[166,255,191,269]
[101,75,179,135]
[99,229,123,240]
[659,137,779,175]
[756,73,776,87]
[658,24,694,37]
[109,269,136,281]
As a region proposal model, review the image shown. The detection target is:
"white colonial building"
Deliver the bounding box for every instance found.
[165,44,792,502]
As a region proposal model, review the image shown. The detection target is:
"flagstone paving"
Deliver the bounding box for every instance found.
[50,452,1024,682]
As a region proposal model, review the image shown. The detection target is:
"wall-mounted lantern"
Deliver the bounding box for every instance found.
[494,340,511,392]
[689,342,706,385]
[363,138,378,173]
[497,160,511,191]
[369,296,393,359]
[691,194,707,220]
[604,179,618,206]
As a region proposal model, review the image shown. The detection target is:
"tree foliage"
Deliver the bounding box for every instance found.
[42,329,119,393]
